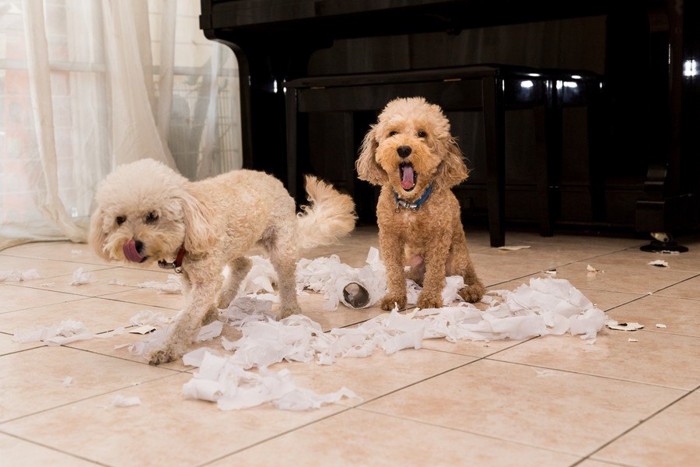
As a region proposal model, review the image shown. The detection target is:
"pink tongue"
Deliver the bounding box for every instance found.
[123,239,144,263]
[401,165,415,190]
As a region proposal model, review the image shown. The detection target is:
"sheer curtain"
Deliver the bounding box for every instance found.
[0,0,241,250]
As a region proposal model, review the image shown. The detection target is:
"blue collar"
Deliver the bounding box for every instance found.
[394,184,433,210]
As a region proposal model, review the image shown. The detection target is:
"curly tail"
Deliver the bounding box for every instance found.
[296,176,356,250]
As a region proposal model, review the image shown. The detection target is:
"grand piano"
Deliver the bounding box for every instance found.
[200,0,699,243]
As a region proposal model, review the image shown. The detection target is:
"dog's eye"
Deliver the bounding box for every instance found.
[145,211,159,224]
[388,131,398,137]
[115,216,126,226]
[417,130,427,138]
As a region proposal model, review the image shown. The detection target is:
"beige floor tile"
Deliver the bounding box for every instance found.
[1,372,347,467]
[296,292,379,330]
[575,460,627,467]
[654,275,700,301]
[361,359,684,456]
[30,266,183,298]
[421,334,528,358]
[1,231,699,467]
[273,347,477,404]
[0,297,177,336]
[0,332,43,355]
[0,433,98,467]
[492,330,700,390]
[593,391,700,467]
[211,408,580,467]
[0,240,100,263]
[606,294,700,338]
[99,287,186,310]
[542,260,696,295]
[0,256,105,282]
[0,346,176,422]
[0,284,82,314]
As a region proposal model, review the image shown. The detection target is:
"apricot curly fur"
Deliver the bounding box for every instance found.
[356,97,485,310]
[90,159,355,364]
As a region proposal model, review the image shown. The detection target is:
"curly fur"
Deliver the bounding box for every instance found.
[356,97,485,310]
[89,159,356,364]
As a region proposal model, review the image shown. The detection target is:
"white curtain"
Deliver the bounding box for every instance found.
[0,0,242,250]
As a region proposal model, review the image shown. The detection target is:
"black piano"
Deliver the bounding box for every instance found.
[200,0,699,241]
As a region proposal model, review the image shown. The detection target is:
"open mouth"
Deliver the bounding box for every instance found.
[123,239,148,263]
[399,163,417,192]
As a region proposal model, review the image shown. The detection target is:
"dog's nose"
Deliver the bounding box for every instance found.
[397,146,412,158]
[134,240,144,254]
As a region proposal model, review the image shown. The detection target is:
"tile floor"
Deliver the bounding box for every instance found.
[1,225,699,466]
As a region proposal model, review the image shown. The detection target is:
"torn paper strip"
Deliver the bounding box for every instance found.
[182,351,358,411]
[69,267,92,286]
[136,274,182,294]
[237,255,278,295]
[111,395,141,407]
[497,245,531,251]
[129,310,172,327]
[13,320,94,345]
[0,269,40,282]
[648,260,669,268]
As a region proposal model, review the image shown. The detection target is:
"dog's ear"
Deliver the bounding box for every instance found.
[356,125,387,185]
[178,187,217,255]
[435,137,469,189]
[88,207,112,261]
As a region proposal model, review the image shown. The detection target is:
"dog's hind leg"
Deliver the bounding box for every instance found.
[217,256,252,309]
[264,228,301,319]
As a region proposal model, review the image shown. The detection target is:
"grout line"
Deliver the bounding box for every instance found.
[0,431,108,466]
[571,385,700,466]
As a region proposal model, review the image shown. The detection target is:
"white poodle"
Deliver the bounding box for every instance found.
[90,159,356,364]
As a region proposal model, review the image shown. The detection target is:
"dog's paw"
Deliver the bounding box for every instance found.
[380,295,406,311]
[148,347,179,366]
[458,283,485,303]
[417,294,443,310]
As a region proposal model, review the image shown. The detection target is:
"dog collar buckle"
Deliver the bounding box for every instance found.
[394,184,433,211]
[157,246,186,274]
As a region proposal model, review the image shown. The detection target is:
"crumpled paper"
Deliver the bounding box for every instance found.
[0,269,40,282]
[296,247,386,310]
[111,395,141,407]
[182,350,357,410]
[186,277,606,369]
[69,267,92,286]
[136,274,182,294]
[236,256,278,295]
[13,320,94,345]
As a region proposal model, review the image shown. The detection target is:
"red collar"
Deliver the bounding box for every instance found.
[158,246,186,273]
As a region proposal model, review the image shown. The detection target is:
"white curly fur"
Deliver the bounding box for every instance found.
[89,159,356,364]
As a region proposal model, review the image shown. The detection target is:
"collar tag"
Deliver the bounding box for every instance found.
[157,246,186,274]
[394,184,433,211]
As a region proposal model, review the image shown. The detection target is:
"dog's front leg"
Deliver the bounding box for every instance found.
[416,233,451,309]
[379,231,407,310]
[149,276,221,365]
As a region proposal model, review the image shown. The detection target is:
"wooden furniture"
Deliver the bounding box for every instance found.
[200,0,699,240]
[286,66,602,246]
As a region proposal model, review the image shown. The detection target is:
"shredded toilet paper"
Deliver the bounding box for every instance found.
[182,351,357,411]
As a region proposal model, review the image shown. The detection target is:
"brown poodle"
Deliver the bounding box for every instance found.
[356,97,485,310]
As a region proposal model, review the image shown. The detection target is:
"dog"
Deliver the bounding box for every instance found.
[89,159,356,364]
[356,97,485,310]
